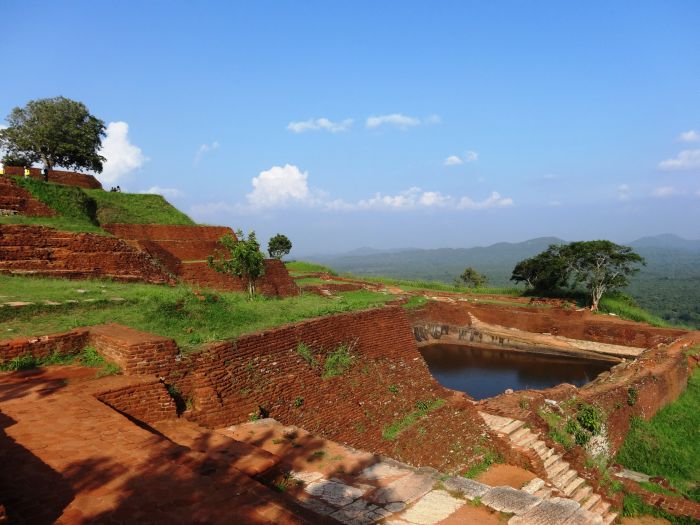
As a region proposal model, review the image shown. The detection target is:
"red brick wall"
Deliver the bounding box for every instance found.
[410,301,686,348]
[4,167,102,189]
[0,225,172,284]
[0,329,89,363]
[103,224,235,243]
[95,379,177,424]
[89,324,178,377]
[0,176,56,217]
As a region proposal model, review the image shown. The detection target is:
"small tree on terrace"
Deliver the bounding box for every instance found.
[458,266,488,288]
[0,96,106,179]
[561,240,645,311]
[268,233,292,260]
[207,230,265,298]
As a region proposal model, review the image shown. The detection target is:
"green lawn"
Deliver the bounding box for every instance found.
[0,274,396,353]
[616,368,700,502]
[285,261,338,275]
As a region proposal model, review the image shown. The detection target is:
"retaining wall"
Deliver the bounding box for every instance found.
[3,167,102,189]
[95,379,177,425]
[0,224,172,283]
[0,329,89,364]
[0,176,56,217]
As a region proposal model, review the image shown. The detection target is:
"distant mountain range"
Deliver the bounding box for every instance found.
[304,234,700,329]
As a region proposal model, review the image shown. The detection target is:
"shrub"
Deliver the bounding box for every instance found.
[296,343,317,367]
[627,387,638,406]
[576,403,603,434]
[323,343,355,378]
[0,353,39,371]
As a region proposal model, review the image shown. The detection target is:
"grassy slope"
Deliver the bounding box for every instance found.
[84,189,194,225]
[1,178,194,230]
[0,274,395,353]
[616,367,700,502]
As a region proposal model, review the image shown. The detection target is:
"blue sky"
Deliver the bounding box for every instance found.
[1,1,699,253]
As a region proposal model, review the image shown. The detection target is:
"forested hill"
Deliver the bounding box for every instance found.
[307,234,700,329]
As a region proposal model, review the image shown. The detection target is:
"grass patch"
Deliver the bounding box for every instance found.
[322,343,355,378]
[0,214,107,234]
[598,294,683,328]
[296,343,318,367]
[402,295,428,309]
[622,493,698,525]
[285,261,338,275]
[84,189,194,225]
[382,398,446,440]
[616,368,700,502]
[464,445,503,478]
[0,274,396,353]
[0,346,120,376]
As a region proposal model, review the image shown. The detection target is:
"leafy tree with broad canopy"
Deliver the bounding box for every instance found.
[511,240,645,310]
[0,97,106,178]
[207,230,265,298]
[458,266,488,288]
[267,233,292,259]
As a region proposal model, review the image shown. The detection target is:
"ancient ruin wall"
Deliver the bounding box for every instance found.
[0,225,172,283]
[0,329,89,363]
[96,379,177,425]
[104,223,299,297]
[409,301,686,349]
[3,167,102,189]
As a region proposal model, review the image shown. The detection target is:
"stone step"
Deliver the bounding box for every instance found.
[544,453,561,469]
[552,468,578,489]
[500,419,525,435]
[563,476,586,496]
[515,432,538,448]
[538,446,554,462]
[532,440,547,454]
[546,459,569,479]
[603,511,617,525]
[510,427,530,442]
[478,411,512,430]
[534,487,553,498]
[592,500,610,515]
[581,493,601,511]
[572,485,592,502]
[521,478,545,494]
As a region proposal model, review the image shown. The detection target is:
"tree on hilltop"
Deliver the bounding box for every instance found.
[207,230,265,298]
[268,233,292,260]
[0,96,106,179]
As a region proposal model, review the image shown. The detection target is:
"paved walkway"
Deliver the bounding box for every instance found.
[0,367,326,524]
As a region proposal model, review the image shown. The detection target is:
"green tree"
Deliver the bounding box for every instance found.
[511,241,644,310]
[207,230,265,298]
[458,266,488,288]
[561,240,645,311]
[0,96,106,179]
[510,246,569,291]
[267,233,292,259]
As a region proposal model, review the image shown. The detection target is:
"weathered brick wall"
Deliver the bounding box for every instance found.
[3,167,102,189]
[95,379,177,424]
[0,176,56,217]
[104,224,299,297]
[89,324,178,377]
[0,329,89,363]
[409,301,686,348]
[0,225,172,283]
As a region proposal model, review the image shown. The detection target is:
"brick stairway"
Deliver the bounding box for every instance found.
[480,411,617,524]
[0,176,55,217]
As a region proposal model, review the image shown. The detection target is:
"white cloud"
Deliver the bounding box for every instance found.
[444,150,478,166]
[247,164,316,209]
[141,186,183,199]
[425,114,442,125]
[543,174,558,180]
[651,186,681,198]
[366,113,421,129]
[548,200,562,207]
[658,149,700,171]
[287,118,353,134]
[98,121,147,184]
[679,130,700,143]
[618,184,631,201]
[194,141,219,164]
[197,164,514,214]
[358,187,512,210]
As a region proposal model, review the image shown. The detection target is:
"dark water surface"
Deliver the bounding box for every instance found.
[419,344,614,400]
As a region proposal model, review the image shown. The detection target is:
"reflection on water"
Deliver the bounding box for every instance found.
[419,344,614,400]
